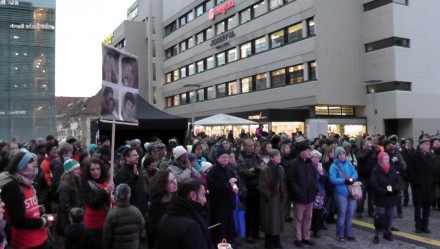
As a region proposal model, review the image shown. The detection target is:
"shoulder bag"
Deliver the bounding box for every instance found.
[334,164,363,200]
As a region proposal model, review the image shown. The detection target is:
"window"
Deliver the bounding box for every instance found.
[364,0,408,12]
[198,88,205,101]
[366,81,411,93]
[207,86,215,99]
[308,61,316,80]
[255,36,267,53]
[216,0,226,4]
[315,106,355,116]
[206,0,214,10]
[165,21,177,36]
[241,77,252,93]
[152,63,156,81]
[227,15,238,30]
[189,91,196,103]
[271,69,286,87]
[180,67,187,78]
[365,37,410,52]
[240,8,251,24]
[166,97,173,108]
[197,60,205,73]
[269,0,283,10]
[173,95,180,106]
[196,31,205,45]
[253,1,267,18]
[166,73,172,83]
[180,93,188,105]
[179,15,187,27]
[270,29,285,48]
[188,64,195,75]
[188,37,195,48]
[216,52,226,66]
[187,11,194,23]
[207,56,215,69]
[216,21,225,35]
[255,73,267,90]
[307,18,315,36]
[180,41,187,52]
[227,48,237,62]
[206,27,214,39]
[240,42,252,58]
[216,83,227,98]
[152,40,156,57]
[166,48,173,59]
[173,69,180,81]
[287,64,303,84]
[196,3,205,17]
[228,81,239,95]
[288,22,302,43]
[172,45,178,56]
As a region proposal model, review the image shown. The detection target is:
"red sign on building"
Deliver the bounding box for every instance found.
[208,0,234,20]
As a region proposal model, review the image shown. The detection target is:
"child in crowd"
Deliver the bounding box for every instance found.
[64,208,96,249]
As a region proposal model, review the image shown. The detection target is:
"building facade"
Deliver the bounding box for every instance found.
[109,0,440,140]
[0,0,56,142]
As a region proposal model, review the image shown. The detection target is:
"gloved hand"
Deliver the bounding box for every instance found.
[344,179,354,185]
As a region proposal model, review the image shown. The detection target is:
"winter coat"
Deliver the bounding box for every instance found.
[329,158,359,198]
[80,179,110,229]
[156,197,211,249]
[259,161,285,235]
[408,150,436,203]
[56,180,83,236]
[168,161,201,182]
[400,147,416,181]
[356,148,378,179]
[114,164,149,217]
[145,193,171,248]
[64,223,96,249]
[103,201,145,249]
[285,157,318,204]
[370,164,402,207]
[206,163,236,244]
[236,152,264,190]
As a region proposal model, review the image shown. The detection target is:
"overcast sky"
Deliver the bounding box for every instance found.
[55,0,134,97]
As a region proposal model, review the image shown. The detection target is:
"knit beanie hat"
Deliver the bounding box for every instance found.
[187,153,197,163]
[64,158,80,173]
[173,146,187,159]
[115,183,131,202]
[335,147,345,158]
[200,161,213,174]
[216,144,229,159]
[342,141,351,148]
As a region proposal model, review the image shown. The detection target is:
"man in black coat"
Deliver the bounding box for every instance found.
[408,138,436,234]
[286,142,317,247]
[400,138,416,207]
[156,178,211,249]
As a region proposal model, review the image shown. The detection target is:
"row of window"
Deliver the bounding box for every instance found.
[315,106,355,116]
[365,81,411,93]
[165,61,316,108]
[365,37,410,52]
[165,0,298,37]
[165,0,306,59]
[364,0,408,12]
[165,18,315,83]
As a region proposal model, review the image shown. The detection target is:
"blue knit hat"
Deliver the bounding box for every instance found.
[115,183,131,202]
[335,147,345,158]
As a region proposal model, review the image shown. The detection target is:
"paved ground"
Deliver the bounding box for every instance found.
[236,202,440,249]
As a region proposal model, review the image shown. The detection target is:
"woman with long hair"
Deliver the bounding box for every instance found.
[280,143,294,222]
[145,170,177,248]
[1,151,52,249]
[80,158,113,249]
[259,141,273,165]
[55,158,83,249]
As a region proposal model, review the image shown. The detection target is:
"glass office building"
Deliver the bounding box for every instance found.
[0,0,56,142]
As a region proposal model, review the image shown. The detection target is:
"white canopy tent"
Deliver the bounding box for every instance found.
[194,113,258,136]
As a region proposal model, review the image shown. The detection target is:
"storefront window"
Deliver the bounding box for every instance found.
[271,122,304,135]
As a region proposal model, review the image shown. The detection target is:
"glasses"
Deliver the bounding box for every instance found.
[129,153,139,157]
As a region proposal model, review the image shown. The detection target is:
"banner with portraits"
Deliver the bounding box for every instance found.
[101,44,139,123]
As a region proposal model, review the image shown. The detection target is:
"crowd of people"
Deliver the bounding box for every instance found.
[0,127,439,249]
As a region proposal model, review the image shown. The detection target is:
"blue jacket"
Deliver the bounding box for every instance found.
[329,158,358,197]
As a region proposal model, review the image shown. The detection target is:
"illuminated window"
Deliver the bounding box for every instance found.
[288,22,302,43]
[166,97,173,107]
[271,69,286,87]
[287,64,303,84]
[173,69,179,81]
[308,61,316,80]
[241,77,252,93]
[173,95,180,106]
[228,81,239,95]
[180,93,187,105]
[307,18,315,36]
[270,29,285,48]
[166,73,172,83]
[315,106,355,116]
[255,73,267,90]
[153,87,157,104]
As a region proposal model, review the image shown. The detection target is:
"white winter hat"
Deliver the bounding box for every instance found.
[173,146,187,159]
[200,162,213,174]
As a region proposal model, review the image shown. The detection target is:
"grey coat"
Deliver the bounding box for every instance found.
[259,161,285,235]
[103,202,145,249]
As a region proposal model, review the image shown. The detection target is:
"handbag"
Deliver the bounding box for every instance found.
[233,193,246,238]
[374,212,389,230]
[334,164,363,200]
[313,191,325,209]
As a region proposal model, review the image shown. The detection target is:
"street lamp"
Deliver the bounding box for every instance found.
[365,80,382,135]
[184,84,202,133]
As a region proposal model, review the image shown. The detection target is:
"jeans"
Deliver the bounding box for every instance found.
[335,195,357,238]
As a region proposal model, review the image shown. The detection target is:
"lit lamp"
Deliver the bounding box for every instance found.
[184,84,202,133]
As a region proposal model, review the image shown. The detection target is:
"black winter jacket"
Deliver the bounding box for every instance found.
[408,150,436,203]
[356,148,378,179]
[156,197,211,249]
[285,157,318,204]
[370,164,402,207]
[64,223,96,249]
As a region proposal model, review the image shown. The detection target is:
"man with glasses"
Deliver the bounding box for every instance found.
[115,148,149,218]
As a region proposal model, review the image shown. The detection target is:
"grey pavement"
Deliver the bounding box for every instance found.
[237,202,440,249]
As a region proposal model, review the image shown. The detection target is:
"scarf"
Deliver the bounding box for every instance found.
[377,152,390,173]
